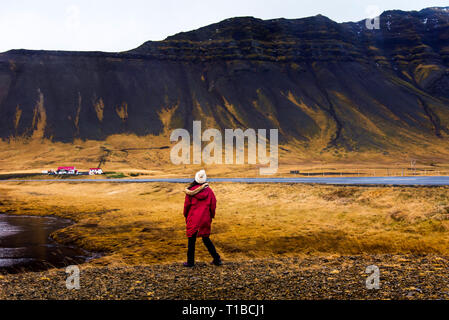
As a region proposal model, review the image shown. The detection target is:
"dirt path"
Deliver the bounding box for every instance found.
[1,254,448,300]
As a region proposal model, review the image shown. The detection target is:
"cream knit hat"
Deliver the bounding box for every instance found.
[194,169,207,184]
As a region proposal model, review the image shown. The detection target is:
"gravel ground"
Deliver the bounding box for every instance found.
[1,254,449,300]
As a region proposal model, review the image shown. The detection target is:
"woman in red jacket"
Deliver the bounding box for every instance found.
[183,169,222,267]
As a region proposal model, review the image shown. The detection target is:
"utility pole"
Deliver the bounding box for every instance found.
[410,159,416,175]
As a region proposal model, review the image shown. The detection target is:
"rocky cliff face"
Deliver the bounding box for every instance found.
[0,7,448,154]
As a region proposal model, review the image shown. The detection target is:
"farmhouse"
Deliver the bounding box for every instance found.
[57,166,78,175]
[89,168,103,175]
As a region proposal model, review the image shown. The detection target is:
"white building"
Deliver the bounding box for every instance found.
[89,168,103,175]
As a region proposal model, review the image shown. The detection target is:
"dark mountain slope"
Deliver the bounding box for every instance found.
[0,7,448,155]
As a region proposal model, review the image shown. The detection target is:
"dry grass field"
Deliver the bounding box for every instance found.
[2,136,449,178]
[1,181,449,267]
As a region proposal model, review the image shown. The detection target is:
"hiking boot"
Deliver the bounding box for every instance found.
[210,258,222,266]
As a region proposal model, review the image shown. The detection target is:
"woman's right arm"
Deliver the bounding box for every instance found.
[210,191,216,219]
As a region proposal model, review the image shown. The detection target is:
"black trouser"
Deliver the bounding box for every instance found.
[187,231,220,265]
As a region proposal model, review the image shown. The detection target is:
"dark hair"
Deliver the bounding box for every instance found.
[187,180,200,189]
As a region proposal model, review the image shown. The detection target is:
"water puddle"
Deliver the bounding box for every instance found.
[0,214,93,273]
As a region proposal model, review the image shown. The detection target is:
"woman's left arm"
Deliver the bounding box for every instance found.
[183,195,191,218]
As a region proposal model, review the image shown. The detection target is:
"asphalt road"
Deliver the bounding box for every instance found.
[2,176,449,185]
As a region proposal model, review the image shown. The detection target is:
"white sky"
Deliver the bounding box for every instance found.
[0,0,448,53]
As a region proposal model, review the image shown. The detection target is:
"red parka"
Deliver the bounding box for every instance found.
[183,184,217,237]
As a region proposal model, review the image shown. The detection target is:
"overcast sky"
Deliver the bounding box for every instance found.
[0,0,447,52]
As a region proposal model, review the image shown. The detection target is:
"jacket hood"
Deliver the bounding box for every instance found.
[184,183,209,199]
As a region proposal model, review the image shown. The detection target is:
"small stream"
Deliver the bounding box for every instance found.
[0,214,92,273]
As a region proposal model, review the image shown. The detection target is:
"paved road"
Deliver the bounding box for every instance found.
[2,176,449,185]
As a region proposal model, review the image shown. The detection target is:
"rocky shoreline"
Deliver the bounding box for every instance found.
[1,254,448,300]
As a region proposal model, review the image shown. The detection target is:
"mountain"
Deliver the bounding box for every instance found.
[0,7,449,157]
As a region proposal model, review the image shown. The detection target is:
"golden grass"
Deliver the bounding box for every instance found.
[414,64,441,85]
[284,91,337,151]
[94,98,105,122]
[1,182,449,266]
[1,134,449,179]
